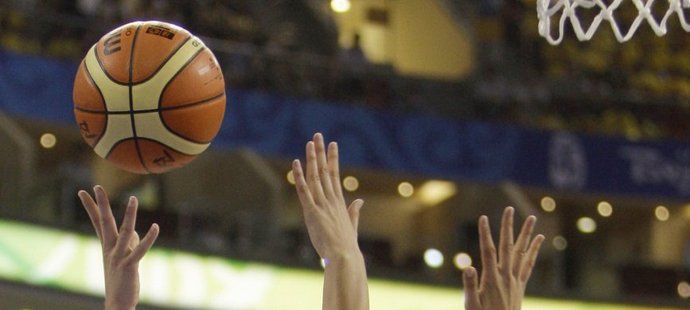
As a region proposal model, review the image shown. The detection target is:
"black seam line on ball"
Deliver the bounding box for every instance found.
[157,45,206,110]
[128,24,152,174]
[133,35,193,85]
[79,59,108,147]
[94,43,129,86]
[74,92,225,114]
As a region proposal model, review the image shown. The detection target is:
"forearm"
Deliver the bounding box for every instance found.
[322,251,369,310]
[104,284,138,310]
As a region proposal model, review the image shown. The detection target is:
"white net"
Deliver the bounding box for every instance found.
[537,0,690,44]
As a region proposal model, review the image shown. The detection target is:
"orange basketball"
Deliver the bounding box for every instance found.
[73,21,226,174]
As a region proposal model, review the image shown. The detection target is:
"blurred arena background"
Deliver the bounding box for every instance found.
[0,0,689,309]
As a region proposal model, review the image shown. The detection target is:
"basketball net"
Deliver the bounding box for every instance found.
[537,0,690,44]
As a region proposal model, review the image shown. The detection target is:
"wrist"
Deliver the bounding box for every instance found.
[105,300,136,310]
[323,250,365,267]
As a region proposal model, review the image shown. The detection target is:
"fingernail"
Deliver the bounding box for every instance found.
[466,268,475,277]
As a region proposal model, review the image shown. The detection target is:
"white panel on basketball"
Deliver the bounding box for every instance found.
[84,46,130,112]
[131,37,205,111]
[93,114,134,158]
[134,113,210,155]
[88,34,209,158]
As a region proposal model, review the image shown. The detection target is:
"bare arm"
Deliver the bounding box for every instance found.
[292,133,369,310]
[78,185,159,310]
[463,207,545,310]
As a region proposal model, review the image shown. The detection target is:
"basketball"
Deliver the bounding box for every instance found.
[73,21,226,174]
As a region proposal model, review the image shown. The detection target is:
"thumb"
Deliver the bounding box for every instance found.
[463,267,481,309]
[347,199,364,232]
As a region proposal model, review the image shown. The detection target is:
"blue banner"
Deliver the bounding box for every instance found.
[0,50,76,122]
[218,91,521,183]
[2,49,690,199]
[511,131,690,199]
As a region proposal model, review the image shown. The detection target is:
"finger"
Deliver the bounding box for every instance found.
[314,133,336,200]
[114,196,138,255]
[512,215,536,277]
[306,140,328,205]
[347,199,364,233]
[94,185,118,249]
[78,190,103,242]
[514,216,536,253]
[462,267,481,309]
[519,234,545,283]
[498,207,514,276]
[129,231,141,250]
[129,223,159,263]
[478,215,497,286]
[293,159,317,209]
[328,142,344,199]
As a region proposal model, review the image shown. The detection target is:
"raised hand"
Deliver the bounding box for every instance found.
[292,133,369,310]
[78,185,159,310]
[463,207,545,310]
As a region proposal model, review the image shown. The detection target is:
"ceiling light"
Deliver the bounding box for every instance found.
[398,182,414,198]
[423,248,443,268]
[417,180,456,206]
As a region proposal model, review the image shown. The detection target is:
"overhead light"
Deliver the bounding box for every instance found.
[540,196,556,212]
[655,206,670,221]
[423,248,444,268]
[597,201,613,217]
[679,281,690,299]
[330,0,351,13]
[576,217,596,234]
[286,170,295,185]
[40,133,57,149]
[552,235,567,251]
[343,176,359,192]
[453,252,472,270]
[417,180,456,206]
[398,182,414,198]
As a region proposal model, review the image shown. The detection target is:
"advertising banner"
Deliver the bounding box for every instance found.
[2,49,690,200]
